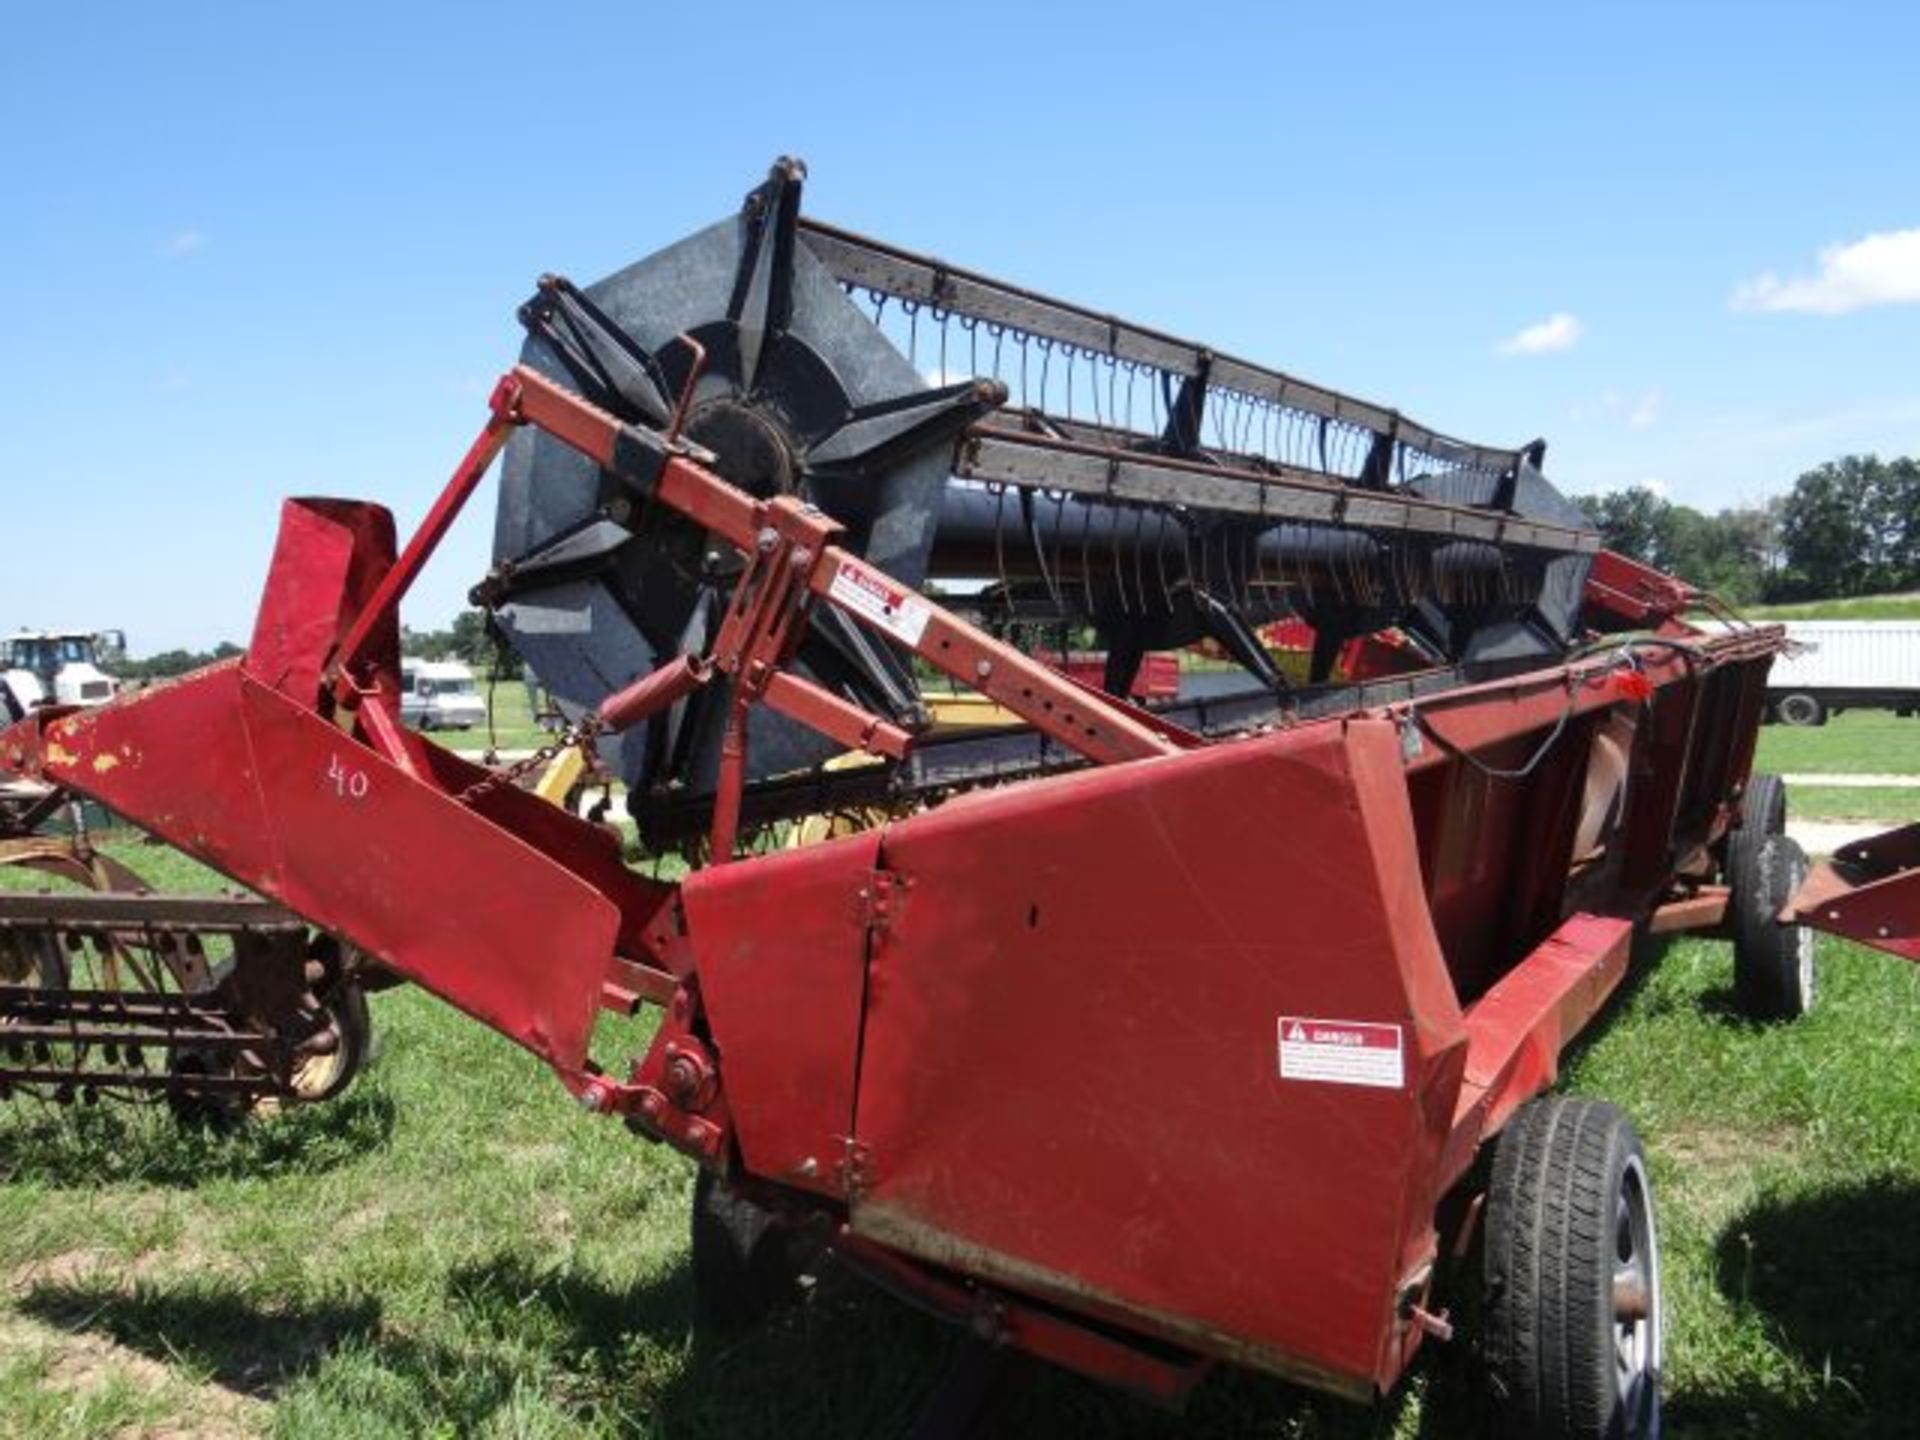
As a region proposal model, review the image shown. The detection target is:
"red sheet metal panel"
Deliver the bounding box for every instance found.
[246,498,398,703]
[1440,913,1633,1189]
[10,664,620,1077]
[1792,822,1920,963]
[847,718,1467,1396]
[681,830,883,1198]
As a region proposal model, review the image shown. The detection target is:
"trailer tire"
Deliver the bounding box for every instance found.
[1732,836,1817,1021]
[1483,1097,1661,1440]
[1773,691,1825,727]
[1725,772,1785,899]
[690,1170,804,1331]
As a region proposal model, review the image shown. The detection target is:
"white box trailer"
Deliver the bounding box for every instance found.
[1762,620,1920,725]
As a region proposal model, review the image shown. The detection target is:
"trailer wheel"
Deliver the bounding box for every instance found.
[1732,835,1817,1021]
[1484,1097,1661,1440]
[1773,691,1825,727]
[1724,771,1784,898]
[690,1170,805,1330]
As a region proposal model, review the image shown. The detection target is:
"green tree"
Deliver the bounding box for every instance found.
[116,641,243,683]
[1576,488,1668,566]
[1865,456,1920,591]
[449,610,496,670]
[1778,457,1877,598]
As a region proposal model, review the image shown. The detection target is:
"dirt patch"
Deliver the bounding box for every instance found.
[1661,1122,1803,1227]
[9,1224,234,1294]
[0,1311,263,1438]
[9,1244,164,1291]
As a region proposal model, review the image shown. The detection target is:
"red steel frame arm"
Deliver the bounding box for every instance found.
[1583,548,1699,631]
[504,365,1184,767]
[332,378,521,696]
[1790,822,1920,963]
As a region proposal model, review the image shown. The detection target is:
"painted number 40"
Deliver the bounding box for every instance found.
[327,753,370,801]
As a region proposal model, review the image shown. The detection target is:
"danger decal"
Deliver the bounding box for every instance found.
[1277,1017,1405,1090]
[828,561,931,645]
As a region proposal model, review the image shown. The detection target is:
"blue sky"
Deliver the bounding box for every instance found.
[5,3,1917,651]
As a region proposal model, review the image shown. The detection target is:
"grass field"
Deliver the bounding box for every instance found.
[1753,710,1920,777]
[2,731,1917,1437]
[1787,786,1920,825]
[1743,592,1920,622]
[436,678,547,755]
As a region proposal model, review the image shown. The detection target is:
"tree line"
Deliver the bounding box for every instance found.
[116,613,500,683]
[1575,453,1919,603]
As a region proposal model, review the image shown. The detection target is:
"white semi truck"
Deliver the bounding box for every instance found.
[0,629,126,722]
[1764,620,1920,725]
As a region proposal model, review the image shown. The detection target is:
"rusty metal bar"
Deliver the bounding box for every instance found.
[1646,887,1730,935]
[0,891,303,929]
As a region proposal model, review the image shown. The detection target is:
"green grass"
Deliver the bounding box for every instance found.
[1787,786,1920,825]
[4,830,1919,1437]
[1754,710,1920,777]
[0,708,1912,1435]
[1743,593,1920,622]
[435,677,548,754]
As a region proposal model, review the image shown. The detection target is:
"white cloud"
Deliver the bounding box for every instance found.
[1572,387,1661,429]
[159,229,206,259]
[1496,312,1582,356]
[1732,227,1920,315]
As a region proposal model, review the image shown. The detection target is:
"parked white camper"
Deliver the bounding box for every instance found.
[400,658,488,731]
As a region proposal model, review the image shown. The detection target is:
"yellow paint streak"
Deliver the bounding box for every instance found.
[91,754,120,774]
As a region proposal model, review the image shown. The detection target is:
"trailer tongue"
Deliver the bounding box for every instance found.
[6,159,1908,1436]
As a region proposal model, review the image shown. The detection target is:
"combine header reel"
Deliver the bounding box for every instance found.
[6,159,1915,1436]
[486,158,1597,845]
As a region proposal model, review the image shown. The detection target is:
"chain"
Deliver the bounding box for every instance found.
[458,713,603,805]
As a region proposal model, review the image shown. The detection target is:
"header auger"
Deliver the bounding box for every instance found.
[5,159,1916,1437]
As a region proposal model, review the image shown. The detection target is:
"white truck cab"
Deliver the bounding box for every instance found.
[1,630,125,721]
[400,658,488,731]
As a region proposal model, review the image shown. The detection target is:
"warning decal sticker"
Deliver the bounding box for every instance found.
[828,561,932,646]
[1277,1017,1405,1090]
